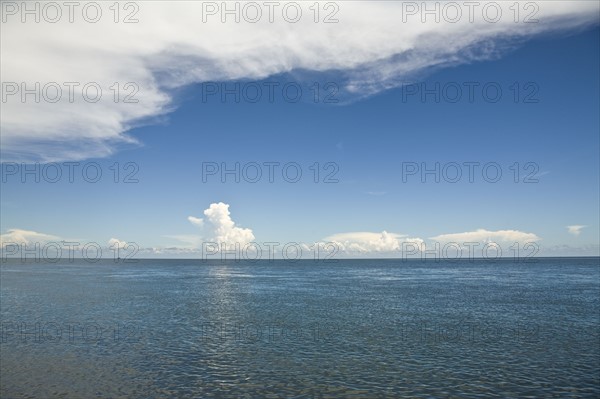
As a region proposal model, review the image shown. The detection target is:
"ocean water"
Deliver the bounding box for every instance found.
[1,258,599,398]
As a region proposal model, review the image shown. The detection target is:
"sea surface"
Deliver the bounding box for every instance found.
[1,258,599,398]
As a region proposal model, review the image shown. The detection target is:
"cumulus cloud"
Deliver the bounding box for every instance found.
[324,231,424,253]
[1,1,598,161]
[108,237,128,249]
[430,228,540,243]
[0,228,60,246]
[203,202,255,246]
[567,225,586,236]
[176,202,255,248]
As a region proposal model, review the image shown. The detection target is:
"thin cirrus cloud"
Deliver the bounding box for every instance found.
[1,2,598,161]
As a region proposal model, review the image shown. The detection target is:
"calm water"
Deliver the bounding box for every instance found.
[1,258,599,398]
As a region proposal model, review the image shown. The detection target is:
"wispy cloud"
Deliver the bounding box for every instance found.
[2,2,598,161]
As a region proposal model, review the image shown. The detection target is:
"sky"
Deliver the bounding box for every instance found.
[1,1,599,259]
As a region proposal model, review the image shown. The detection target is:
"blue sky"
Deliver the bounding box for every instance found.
[1,2,599,258]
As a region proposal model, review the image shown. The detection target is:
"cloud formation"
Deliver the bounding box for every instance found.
[430,228,540,243]
[108,237,128,249]
[186,202,255,247]
[567,225,586,236]
[1,1,598,160]
[324,231,424,253]
[0,228,59,246]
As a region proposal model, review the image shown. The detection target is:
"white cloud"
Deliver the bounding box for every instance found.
[187,216,204,227]
[107,237,128,249]
[203,202,255,246]
[1,1,598,160]
[324,231,424,253]
[171,202,254,248]
[0,228,60,246]
[567,225,586,236]
[430,228,540,243]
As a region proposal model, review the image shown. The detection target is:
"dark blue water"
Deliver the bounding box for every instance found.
[1,258,599,398]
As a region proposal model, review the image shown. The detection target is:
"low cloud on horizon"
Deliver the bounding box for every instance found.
[4,202,579,258]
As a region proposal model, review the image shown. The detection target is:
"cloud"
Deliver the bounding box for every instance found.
[165,223,541,256]
[324,231,424,253]
[430,228,540,243]
[0,228,60,247]
[567,225,586,236]
[1,1,598,161]
[203,202,255,246]
[187,216,204,227]
[108,237,128,249]
[171,202,254,248]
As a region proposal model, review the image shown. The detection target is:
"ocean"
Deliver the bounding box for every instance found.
[1,258,599,398]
